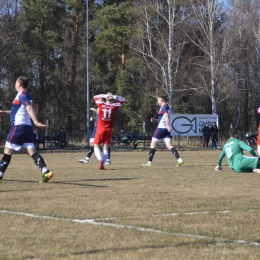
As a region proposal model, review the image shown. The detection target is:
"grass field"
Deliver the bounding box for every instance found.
[1,149,260,260]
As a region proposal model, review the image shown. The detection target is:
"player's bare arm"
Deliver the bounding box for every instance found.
[151,118,158,123]
[165,113,172,132]
[0,110,10,116]
[26,105,48,129]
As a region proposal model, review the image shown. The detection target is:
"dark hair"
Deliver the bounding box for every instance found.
[17,76,28,89]
[158,95,168,102]
[229,128,238,137]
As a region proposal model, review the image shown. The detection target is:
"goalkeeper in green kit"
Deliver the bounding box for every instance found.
[215,128,260,173]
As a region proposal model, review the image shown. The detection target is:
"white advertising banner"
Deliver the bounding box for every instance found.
[170,114,219,137]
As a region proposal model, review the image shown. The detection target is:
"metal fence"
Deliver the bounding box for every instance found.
[0,130,252,151]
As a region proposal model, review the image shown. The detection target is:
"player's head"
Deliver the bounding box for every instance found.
[157,95,167,106]
[106,92,114,103]
[16,76,28,89]
[229,128,238,138]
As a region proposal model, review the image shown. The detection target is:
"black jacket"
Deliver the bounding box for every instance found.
[202,126,211,137]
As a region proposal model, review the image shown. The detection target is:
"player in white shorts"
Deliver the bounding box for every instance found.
[0,76,53,183]
[142,96,184,167]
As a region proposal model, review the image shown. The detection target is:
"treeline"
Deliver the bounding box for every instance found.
[0,0,260,134]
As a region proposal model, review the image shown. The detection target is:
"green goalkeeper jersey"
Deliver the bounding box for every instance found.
[217,138,258,172]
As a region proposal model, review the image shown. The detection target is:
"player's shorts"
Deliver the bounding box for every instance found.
[5,124,35,151]
[232,154,258,172]
[152,128,172,143]
[94,128,113,145]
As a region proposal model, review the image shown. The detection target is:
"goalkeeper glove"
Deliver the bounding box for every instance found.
[215,165,222,171]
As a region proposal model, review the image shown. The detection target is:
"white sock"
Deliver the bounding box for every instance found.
[102,150,108,163]
[258,146,260,156]
[94,147,102,161]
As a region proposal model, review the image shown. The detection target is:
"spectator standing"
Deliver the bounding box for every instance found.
[210,122,220,149]
[202,123,211,148]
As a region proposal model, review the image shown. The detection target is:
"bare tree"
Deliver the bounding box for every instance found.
[247,0,260,106]
[0,0,20,87]
[130,0,186,111]
[186,0,235,114]
[226,0,260,129]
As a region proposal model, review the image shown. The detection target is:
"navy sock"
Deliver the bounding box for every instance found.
[0,154,12,179]
[32,152,49,174]
[148,148,155,162]
[171,147,180,160]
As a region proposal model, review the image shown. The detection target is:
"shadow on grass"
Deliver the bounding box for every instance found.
[73,240,219,256]
[0,177,139,189]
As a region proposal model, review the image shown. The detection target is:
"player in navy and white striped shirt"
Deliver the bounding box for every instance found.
[142,95,184,167]
[0,76,53,183]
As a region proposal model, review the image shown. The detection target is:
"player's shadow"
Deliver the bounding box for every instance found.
[2,179,107,188]
[2,177,139,188]
[84,177,139,182]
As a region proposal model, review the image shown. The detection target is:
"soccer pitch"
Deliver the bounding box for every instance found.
[1,150,260,259]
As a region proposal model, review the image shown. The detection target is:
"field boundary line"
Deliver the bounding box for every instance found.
[1,209,260,247]
[94,209,257,221]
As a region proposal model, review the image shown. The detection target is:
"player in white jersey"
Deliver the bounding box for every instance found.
[142,96,184,167]
[0,76,53,183]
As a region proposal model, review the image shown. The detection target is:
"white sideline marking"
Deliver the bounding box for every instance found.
[1,209,260,247]
[94,210,242,221]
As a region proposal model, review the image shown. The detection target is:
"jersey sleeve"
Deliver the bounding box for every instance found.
[19,92,32,106]
[93,94,107,104]
[114,95,125,105]
[217,149,226,166]
[161,104,169,114]
[238,140,257,156]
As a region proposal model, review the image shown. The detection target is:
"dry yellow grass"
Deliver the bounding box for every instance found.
[1,149,260,259]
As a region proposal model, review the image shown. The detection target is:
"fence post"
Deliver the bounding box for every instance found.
[143,121,146,151]
[50,132,53,153]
